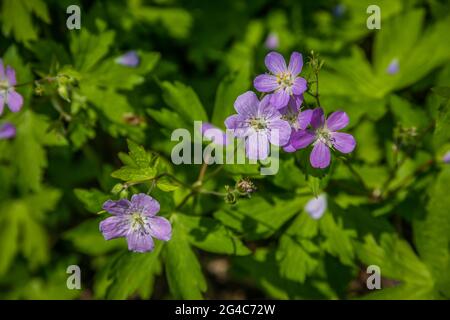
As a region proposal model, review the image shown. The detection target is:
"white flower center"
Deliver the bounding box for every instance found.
[0,79,10,90]
[130,212,148,233]
[316,127,333,147]
[248,117,268,131]
[276,72,294,91]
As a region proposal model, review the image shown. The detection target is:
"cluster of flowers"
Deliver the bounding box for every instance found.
[224,51,356,169]
[0,59,23,140]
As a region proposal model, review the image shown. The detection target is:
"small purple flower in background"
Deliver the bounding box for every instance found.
[265,32,279,50]
[0,60,24,115]
[100,193,171,253]
[305,194,327,220]
[254,51,307,109]
[225,91,291,160]
[443,151,450,164]
[386,58,399,75]
[332,4,346,18]
[0,122,16,140]
[292,108,356,168]
[201,122,229,145]
[279,95,312,152]
[115,51,140,67]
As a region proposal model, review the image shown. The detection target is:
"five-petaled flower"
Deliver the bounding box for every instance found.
[0,60,23,116]
[305,194,327,220]
[100,193,172,253]
[0,122,16,140]
[254,51,307,109]
[292,108,356,168]
[225,91,291,160]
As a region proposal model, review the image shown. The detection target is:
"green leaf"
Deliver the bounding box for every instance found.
[211,70,250,128]
[432,86,450,99]
[111,166,157,183]
[433,100,450,148]
[95,247,162,299]
[1,0,50,43]
[413,167,450,297]
[164,216,207,299]
[175,213,250,255]
[156,176,180,192]
[74,188,110,213]
[161,81,208,124]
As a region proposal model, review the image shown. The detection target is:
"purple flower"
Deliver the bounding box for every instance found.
[265,32,279,50]
[201,122,229,145]
[254,51,307,109]
[115,51,140,67]
[305,194,327,219]
[0,122,16,140]
[0,60,23,115]
[279,95,313,152]
[99,194,171,253]
[387,58,399,75]
[443,151,450,164]
[225,91,291,160]
[292,108,356,168]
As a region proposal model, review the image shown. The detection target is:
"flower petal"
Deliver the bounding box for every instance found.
[291,130,315,149]
[0,94,4,116]
[6,90,23,112]
[331,132,356,153]
[326,110,349,131]
[292,77,307,95]
[254,74,278,92]
[270,89,290,109]
[99,216,129,240]
[116,51,139,67]
[268,118,291,146]
[310,141,331,168]
[304,194,327,220]
[131,193,160,216]
[126,231,155,253]
[234,91,259,116]
[148,216,172,241]
[102,199,131,215]
[298,109,313,130]
[246,132,269,160]
[0,122,16,139]
[288,52,303,76]
[6,66,16,85]
[265,51,287,74]
[310,108,325,129]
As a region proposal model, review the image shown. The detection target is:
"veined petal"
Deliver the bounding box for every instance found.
[265,51,287,74]
[254,74,278,92]
[270,89,290,109]
[292,77,307,95]
[6,90,23,112]
[288,52,303,76]
[234,91,259,116]
[298,109,313,130]
[291,130,315,149]
[127,231,155,253]
[6,66,16,86]
[99,216,129,240]
[331,132,356,153]
[327,110,349,131]
[103,199,131,215]
[310,141,331,168]
[268,118,291,146]
[246,132,269,160]
[310,108,325,129]
[131,193,160,216]
[148,216,172,241]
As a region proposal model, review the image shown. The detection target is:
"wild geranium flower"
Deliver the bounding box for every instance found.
[0,122,16,140]
[305,194,327,220]
[443,151,450,164]
[279,95,312,152]
[201,122,229,145]
[265,32,279,50]
[115,51,139,67]
[0,60,23,115]
[100,193,171,253]
[225,91,291,160]
[254,51,307,109]
[292,108,356,168]
[387,58,399,75]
